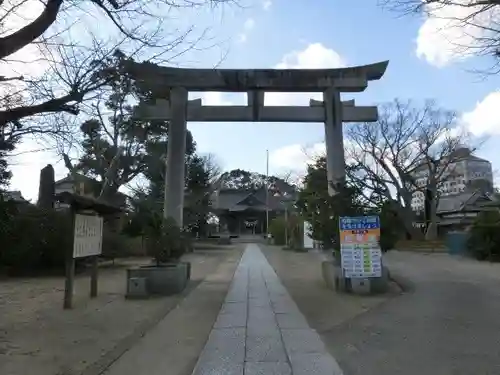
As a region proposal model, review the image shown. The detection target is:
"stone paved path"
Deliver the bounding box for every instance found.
[192,244,343,375]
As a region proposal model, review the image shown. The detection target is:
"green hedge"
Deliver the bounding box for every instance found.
[269,215,304,249]
[0,200,138,275]
[269,217,287,246]
[0,201,72,275]
[143,214,191,264]
[467,211,500,261]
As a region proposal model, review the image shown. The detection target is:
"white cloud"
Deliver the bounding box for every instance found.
[200,91,233,105]
[8,141,64,202]
[266,43,346,106]
[416,1,500,67]
[244,18,255,31]
[462,91,500,136]
[257,43,347,171]
[237,33,248,43]
[192,43,346,107]
[274,43,346,70]
[262,0,272,11]
[237,17,255,44]
[270,142,325,172]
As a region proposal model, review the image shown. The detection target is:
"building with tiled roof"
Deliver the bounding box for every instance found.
[210,186,297,235]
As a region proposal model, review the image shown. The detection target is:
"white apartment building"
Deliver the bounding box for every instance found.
[410,148,494,212]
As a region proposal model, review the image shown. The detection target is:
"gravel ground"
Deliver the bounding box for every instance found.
[261,246,400,336]
[102,246,244,375]
[318,251,500,375]
[0,248,236,375]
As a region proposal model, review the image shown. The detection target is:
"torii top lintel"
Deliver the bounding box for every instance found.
[123,60,389,93]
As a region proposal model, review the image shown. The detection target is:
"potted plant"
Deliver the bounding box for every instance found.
[126,214,190,297]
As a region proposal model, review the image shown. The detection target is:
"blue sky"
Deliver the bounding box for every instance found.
[8,0,500,199]
[186,0,499,178]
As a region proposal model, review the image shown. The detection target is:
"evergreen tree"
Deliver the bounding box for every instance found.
[296,157,365,249]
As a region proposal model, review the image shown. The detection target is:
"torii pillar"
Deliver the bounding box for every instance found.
[164,87,188,225]
[310,89,348,196]
[324,89,346,195]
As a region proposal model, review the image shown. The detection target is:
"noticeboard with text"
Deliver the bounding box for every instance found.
[339,216,382,278]
[73,214,104,258]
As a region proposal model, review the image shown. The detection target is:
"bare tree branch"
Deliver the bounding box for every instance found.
[379,0,500,74]
[345,98,477,240]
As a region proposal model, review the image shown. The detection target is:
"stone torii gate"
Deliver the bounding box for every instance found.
[124,61,389,226]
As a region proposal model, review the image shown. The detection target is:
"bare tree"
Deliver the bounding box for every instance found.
[1,0,235,124]
[379,0,500,72]
[277,169,303,187]
[0,0,235,186]
[346,99,475,240]
[201,152,223,187]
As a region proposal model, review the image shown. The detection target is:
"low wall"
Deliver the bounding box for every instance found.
[395,240,447,253]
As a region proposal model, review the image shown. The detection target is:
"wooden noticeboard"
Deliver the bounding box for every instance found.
[55,192,122,310]
[73,214,104,258]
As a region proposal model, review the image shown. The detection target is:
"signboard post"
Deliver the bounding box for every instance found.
[303,221,314,249]
[56,191,122,310]
[339,216,382,279]
[64,211,104,309]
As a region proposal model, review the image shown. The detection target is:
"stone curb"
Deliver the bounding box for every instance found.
[79,249,241,375]
[80,280,202,375]
[388,270,415,293]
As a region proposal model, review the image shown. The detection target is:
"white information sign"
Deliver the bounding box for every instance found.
[73,214,104,258]
[340,244,382,278]
[303,221,314,249]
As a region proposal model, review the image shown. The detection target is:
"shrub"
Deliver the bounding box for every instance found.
[269,217,287,246]
[144,213,187,264]
[287,214,304,250]
[0,201,71,275]
[122,211,147,237]
[180,228,194,253]
[102,227,131,260]
[269,214,305,249]
[467,211,500,261]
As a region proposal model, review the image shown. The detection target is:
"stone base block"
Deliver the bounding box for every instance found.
[321,260,390,295]
[321,260,336,290]
[218,234,232,245]
[126,277,148,299]
[350,278,371,295]
[126,262,189,297]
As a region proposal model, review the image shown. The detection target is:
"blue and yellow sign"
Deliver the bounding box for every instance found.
[339,216,382,278]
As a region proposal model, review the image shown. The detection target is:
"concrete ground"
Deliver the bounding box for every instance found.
[262,246,400,332]
[100,244,399,375]
[103,247,244,375]
[191,244,343,375]
[275,249,500,375]
[11,242,493,375]
[0,247,239,375]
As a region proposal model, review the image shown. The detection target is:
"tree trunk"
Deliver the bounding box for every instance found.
[392,203,424,240]
[425,197,439,240]
[0,0,64,60]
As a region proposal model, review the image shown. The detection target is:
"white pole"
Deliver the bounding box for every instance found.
[266,149,269,239]
[284,203,288,246]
